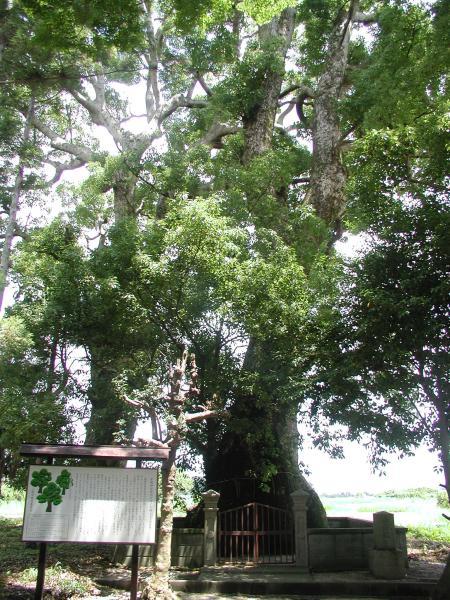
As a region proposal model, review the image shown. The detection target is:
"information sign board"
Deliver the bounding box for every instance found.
[22,466,158,544]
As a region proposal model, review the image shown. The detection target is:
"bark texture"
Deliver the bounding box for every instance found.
[306,1,360,227]
[204,7,327,527]
[241,8,296,165]
[0,97,33,312]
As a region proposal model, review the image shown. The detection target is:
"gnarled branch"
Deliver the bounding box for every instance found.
[200,122,241,148]
[27,112,96,163]
[157,95,208,126]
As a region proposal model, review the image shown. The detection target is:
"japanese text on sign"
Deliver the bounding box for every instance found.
[22,466,158,544]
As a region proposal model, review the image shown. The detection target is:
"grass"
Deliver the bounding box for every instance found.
[407,524,450,545]
[0,517,122,598]
[357,505,409,513]
[15,563,93,598]
[437,491,450,509]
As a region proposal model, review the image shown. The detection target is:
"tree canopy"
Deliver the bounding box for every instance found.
[0,0,448,514]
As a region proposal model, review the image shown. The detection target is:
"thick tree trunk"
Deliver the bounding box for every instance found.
[0,0,11,64]
[84,346,137,445]
[0,446,4,498]
[241,8,296,165]
[206,388,327,526]
[0,97,33,312]
[112,168,139,222]
[206,340,327,527]
[435,390,450,503]
[204,7,327,527]
[83,170,139,445]
[306,1,359,229]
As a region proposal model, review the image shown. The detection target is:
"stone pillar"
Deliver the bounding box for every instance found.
[369,511,406,579]
[291,489,309,571]
[202,489,220,566]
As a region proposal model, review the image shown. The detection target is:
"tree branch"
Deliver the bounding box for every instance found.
[296,91,313,128]
[185,409,221,424]
[279,84,302,99]
[26,112,95,163]
[67,87,128,147]
[200,122,241,148]
[46,157,85,184]
[277,100,296,126]
[354,11,377,24]
[196,72,213,97]
[157,95,208,126]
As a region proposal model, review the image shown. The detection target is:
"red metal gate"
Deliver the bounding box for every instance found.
[218,502,294,564]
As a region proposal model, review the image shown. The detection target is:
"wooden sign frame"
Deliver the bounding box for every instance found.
[20,443,170,600]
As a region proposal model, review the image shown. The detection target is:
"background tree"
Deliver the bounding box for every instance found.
[303,118,449,498]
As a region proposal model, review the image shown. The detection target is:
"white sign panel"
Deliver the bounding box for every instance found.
[22,466,158,544]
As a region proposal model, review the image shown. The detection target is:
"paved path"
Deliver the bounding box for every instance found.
[175,595,383,600]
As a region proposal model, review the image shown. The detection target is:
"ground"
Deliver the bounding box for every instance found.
[0,496,449,600]
[0,523,446,600]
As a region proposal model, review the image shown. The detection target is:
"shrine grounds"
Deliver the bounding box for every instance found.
[0,487,449,599]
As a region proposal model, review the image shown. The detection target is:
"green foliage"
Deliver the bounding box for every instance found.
[0,481,26,503]
[237,0,296,24]
[0,315,74,486]
[211,39,286,119]
[407,524,450,545]
[168,0,295,31]
[14,0,144,55]
[164,0,234,32]
[383,487,441,500]
[437,492,450,509]
[172,470,195,513]
[345,2,447,133]
[1,0,448,511]
[297,0,351,73]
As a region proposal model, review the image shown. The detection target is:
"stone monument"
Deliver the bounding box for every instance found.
[369,511,407,579]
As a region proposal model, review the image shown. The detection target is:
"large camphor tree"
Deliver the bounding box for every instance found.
[0,0,448,542]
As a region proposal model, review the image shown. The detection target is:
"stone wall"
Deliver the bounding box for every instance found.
[114,527,204,569]
[308,524,407,571]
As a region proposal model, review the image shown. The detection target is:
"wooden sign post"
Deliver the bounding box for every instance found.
[20,444,170,600]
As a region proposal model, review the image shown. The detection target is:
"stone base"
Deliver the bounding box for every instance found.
[369,548,407,580]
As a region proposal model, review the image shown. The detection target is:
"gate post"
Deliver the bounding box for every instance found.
[202,490,220,566]
[291,489,309,571]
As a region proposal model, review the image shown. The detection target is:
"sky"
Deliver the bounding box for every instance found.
[299,438,442,495]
